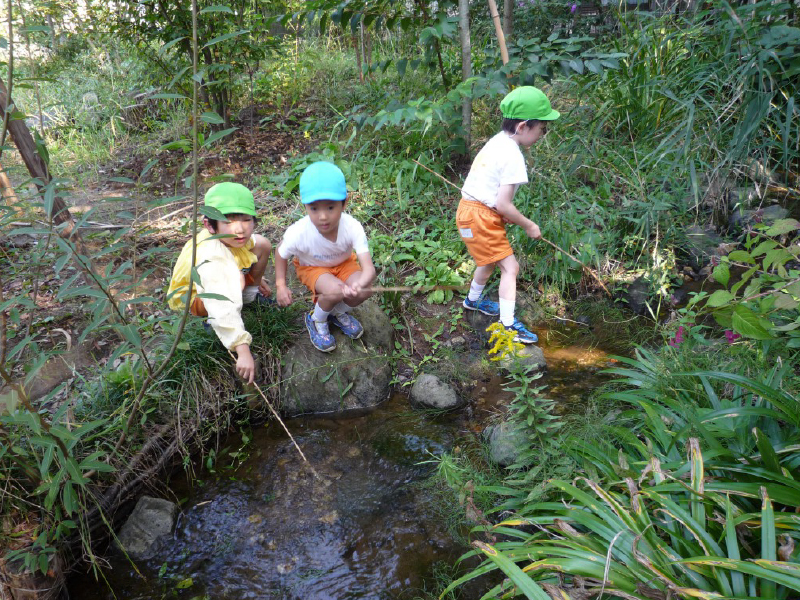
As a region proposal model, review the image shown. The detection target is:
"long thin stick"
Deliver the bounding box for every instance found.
[412,159,612,296]
[295,284,469,301]
[226,350,321,480]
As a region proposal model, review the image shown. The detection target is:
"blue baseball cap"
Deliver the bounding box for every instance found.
[299,161,347,204]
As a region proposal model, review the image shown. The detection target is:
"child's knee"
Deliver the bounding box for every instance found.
[253,234,272,258]
[499,256,519,277]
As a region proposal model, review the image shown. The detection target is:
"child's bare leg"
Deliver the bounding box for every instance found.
[497,254,519,326]
[250,234,272,282]
[245,235,272,299]
[466,263,496,305]
[314,273,346,312]
[342,271,372,309]
[472,263,496,286]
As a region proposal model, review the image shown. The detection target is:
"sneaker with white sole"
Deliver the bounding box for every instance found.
[305,312,336,352]
[463,296,500,316]
[506,319,538,344]
[329,312,364,339]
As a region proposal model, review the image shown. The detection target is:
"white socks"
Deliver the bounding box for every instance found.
[499,299,515,327]
[467,280,486,302]
[242,285,259,303]
[332,301,352,315]
[312,304,331,333]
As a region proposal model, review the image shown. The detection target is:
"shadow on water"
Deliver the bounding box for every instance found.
[70,318,624,599]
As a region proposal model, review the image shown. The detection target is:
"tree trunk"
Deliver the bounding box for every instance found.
[503,0,513,42]
[459,0,473,151]
[0,161,21,214]
[0,79,75,233]
[353,33,363,82]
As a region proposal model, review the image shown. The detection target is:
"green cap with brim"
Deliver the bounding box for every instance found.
[204,182,257,218]
[500,86,560,121]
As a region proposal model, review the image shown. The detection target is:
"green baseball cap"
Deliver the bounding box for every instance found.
[500,86,560,121]
[204,182,257,217]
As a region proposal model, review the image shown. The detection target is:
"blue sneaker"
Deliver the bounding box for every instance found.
[305,312,336,352]
[329,312,364,339]
[463,296,500,316]
[506,319,538,344]
[253,292,275,306]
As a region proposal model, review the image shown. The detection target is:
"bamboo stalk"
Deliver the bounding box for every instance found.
[486,0,510,66]
[412,159,612,297]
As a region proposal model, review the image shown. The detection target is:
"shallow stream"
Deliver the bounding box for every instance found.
[69,322,622,600]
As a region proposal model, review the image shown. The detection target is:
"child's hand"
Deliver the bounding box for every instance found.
[235,345,256,384]
[525,222,542,240]
[276,284,293,307]
[258,277,272,298]
[343,281,362,299]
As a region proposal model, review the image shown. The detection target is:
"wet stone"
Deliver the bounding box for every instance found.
[279,300,393,416]
[116,496,178,560]
[484,422,527,467]
[409,373,461,410]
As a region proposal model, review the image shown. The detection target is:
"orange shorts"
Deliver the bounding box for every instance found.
[456,198,513,266]
[294,253,362,303]
[190,272,256,318]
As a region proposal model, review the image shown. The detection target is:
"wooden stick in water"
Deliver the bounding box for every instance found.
[227,349,321,480]
[293,284,469,301]
[412,159,612,297]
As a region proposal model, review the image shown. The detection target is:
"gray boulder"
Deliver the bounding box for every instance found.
[496,344,547,373]
[409,373,461,410]
[484,422,528,467]
[116,496,178,559]
[280,301,393,415]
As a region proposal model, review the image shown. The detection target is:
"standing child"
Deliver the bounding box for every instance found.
[456,86,559,344]
[167,182,272,383]
[275,161,376,353]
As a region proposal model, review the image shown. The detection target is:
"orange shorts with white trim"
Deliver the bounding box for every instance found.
[294,253,362,303]
[456,199,514,266]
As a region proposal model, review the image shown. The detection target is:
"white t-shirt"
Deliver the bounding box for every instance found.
[278,213,369,267]
[461,132,528,208]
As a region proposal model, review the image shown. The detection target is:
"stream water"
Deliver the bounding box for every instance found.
[68,322,622,600]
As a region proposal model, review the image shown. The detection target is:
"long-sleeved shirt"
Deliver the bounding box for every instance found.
[167,229,257,350]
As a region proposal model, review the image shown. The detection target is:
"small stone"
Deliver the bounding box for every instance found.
[409,373,462,410]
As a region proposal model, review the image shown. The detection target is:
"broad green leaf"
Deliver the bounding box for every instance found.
[202,127,238,147]
[713,263,730,287]
[200,111,225,125]
[728,250,755,264]
[199,5,234,14]
[731,305,773,340]
[707,290,734,308]
[202,29,248,49]
[764,218,800,236]
[196,292,232,302]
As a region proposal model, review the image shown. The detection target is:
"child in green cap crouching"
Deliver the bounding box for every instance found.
[456,86,559,344]
[167,182,272,383]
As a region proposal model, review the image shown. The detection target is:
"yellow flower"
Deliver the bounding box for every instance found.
[485,322,525,361]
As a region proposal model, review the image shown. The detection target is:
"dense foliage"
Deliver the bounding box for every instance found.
[0,0,798,597]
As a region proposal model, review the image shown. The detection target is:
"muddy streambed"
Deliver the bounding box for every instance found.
[69,325,619,600]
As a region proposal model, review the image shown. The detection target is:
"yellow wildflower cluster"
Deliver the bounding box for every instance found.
[485,322,525,361]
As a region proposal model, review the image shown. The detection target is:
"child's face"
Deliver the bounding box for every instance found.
[516,121,548,148]
[206,214,256,248]
[305,200,345,236]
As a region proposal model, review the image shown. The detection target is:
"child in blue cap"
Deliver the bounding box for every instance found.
[457,86,559,344]
[275,161,376,352]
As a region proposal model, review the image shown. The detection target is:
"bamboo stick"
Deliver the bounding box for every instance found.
[227,349,322,480]
[412,159,612,296]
